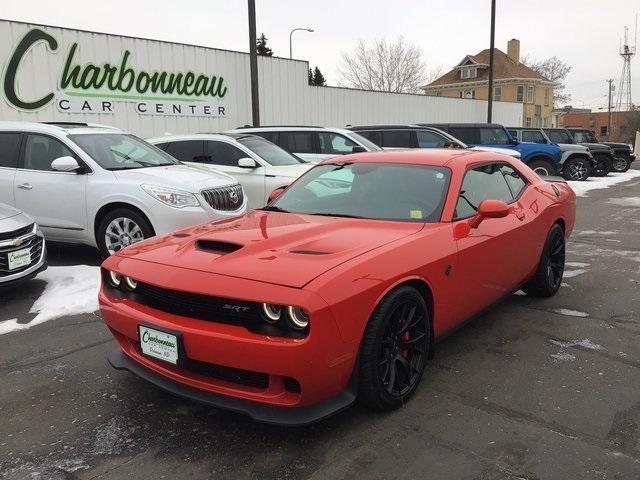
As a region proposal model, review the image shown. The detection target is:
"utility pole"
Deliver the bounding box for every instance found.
[248,0,260,126]
[487,0,496,123]
[607,79,614,139]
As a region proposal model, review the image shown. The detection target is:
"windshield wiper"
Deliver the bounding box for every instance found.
[307,212,366,219]
[260,205,290,213]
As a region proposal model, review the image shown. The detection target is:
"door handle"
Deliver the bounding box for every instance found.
[18,183,33,190]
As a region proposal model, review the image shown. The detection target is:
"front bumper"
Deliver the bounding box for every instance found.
[99,257,359,425]
[0,236,47,286]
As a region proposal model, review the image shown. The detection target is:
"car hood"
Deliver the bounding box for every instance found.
[557,143,589,152]
[113,164,237,192]
[115,210,424,288]
[601,142,631,150]
[0,202,22,221]
[577,142,611,152]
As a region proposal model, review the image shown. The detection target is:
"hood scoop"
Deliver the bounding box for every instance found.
[196,240,243,254]
[289,249,330,255]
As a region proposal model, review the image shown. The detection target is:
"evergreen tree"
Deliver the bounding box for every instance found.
[308,68,313,85]
[312,66,326,86]
[256,33,273,56]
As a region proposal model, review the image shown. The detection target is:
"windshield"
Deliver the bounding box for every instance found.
[267,162,450,222]
[347,131,383,151]
[237,135,303,166]
[70,134,179,170]
[544,129,573,144]
[570,130,598,143]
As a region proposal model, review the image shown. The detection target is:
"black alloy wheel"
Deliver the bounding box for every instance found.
[358,286,430,411]
[562,157,591,181]
[523,223,566,298]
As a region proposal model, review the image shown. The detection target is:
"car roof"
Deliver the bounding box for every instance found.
[229,126,353,134]
[418,123,506,128]
[321,147,512,168]
[0,121,122,136]
[348,124,444,131]
[146,132,262,143]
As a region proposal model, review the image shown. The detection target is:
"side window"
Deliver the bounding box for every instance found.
[448,128,480,144]
[280,132,317,154]
[454,163,514,219]
[500,164,527,198]
[206,141,249,166]
[356,130,381,146]
[319,133,358,155]
[154,142,170,151]
[164,141,204,162]
[0,133,22,168]
[522,130,546,143]
[23,134,76,172]
[507,130,518,139]
[416,131,447,148]
[381,130,416,148]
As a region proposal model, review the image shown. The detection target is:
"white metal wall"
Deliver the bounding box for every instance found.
[0,20,522,138]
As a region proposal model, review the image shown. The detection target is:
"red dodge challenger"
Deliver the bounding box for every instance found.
[100,149,576,425]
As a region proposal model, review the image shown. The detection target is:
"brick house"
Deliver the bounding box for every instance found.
[421,39,555,128]
[556,109,640,145]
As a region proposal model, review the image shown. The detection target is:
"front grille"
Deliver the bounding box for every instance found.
[0,223,34,242]
[201,184,244,211]
[0,235,44,277]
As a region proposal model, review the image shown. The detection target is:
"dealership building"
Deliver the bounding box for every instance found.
[0,20,522,138]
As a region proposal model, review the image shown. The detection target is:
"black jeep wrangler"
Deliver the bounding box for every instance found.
[566,128,635,172]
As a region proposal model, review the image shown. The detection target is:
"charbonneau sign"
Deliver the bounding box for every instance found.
[2,28,228,117]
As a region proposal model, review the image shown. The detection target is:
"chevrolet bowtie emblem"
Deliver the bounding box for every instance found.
[11,238,23,247]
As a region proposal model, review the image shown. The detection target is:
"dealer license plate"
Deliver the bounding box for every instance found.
[138,325,179,365]
[8,248,31,270]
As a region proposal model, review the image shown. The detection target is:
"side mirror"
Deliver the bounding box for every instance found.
[468,199,511,228]
[51,156,81,172]
[238,157,258,168]
[268,186,287,203]
[351,146,367,153]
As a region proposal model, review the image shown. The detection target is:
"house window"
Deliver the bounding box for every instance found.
[493,86,502,101]
[543,118,548,128]
[461,89,475,99]
[544,88,550,106]
[527,85,534,103]
[525,117,532,127]
[516,85,524,102]
[600,126,608,136]
[460,67,477,79]
[535,105,542,117]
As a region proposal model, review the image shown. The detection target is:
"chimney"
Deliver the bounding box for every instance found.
[507,39,520,63]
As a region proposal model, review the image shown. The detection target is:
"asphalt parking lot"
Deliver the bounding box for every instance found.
[1,170,640,480]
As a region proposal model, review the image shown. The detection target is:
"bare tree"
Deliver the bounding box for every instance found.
[522,55,572,106]
[338,37,427,93]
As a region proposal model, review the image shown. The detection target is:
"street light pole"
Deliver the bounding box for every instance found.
[607,78,614,139]
[487,0,496,123]
[248,0,260,126]
[289,27,314,59]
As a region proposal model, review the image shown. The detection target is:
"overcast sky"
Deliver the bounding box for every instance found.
[2,0,638,109]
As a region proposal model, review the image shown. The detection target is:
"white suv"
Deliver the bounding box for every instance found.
[227,126,382,163]
[148,133,312,209]
[0,122,246,257]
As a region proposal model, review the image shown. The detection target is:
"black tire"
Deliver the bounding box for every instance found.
[96,208,155,258]
[527,159,556,177]
[561,157,592,181]
[622,157,633,172]
[523,224,565,298]
[612,156,630,173]
[358,286,430,411]
[592,154,612,177]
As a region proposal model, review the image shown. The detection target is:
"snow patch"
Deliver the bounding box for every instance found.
[566,262,590,268]
[549,338,604,351]
[608,197,640,208]
[568,170,640,197]
[513,290,526,296]
[551,352,576,362]
[576,230,618,235]
[563,269,588,278]
[552,308,589,317]
[0,265,100,335]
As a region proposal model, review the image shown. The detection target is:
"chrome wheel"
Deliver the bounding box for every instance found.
[533,166,551,176]
[613,156,628,172]
[104,217,145,254]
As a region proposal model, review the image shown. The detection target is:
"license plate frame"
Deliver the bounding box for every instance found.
[138,324,184,365]
[8,247,31,271]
